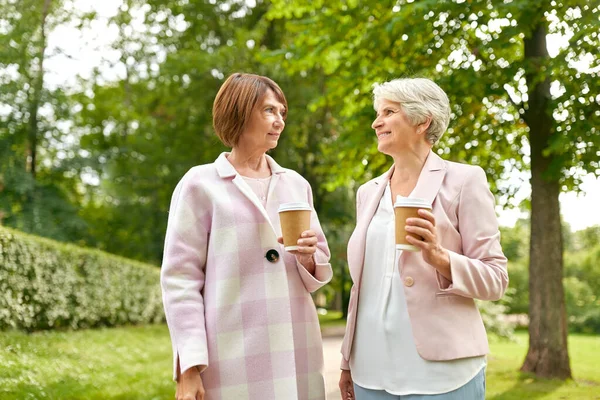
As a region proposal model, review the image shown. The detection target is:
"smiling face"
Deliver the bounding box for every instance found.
[237,89,287,153]
[372,99,421,157]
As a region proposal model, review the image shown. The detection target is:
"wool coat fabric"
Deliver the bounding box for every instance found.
[161,152,332,400]
[341,151,509,369]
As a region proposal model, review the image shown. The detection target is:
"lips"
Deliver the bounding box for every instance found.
[377,132,391,139]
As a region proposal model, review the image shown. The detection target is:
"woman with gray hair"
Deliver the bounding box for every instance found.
[338,78,508,400]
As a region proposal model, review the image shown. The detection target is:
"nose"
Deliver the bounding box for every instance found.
[372,115,382,130]
[275,114,284,126]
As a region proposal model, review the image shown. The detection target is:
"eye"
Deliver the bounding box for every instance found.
[385,109,394,116]
[265,107,274,113]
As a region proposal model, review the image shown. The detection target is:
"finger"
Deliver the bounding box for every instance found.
[277,236,284,244]
[295,246,317,254]
[300,230,316,238]
[405,217,434,231]
[406,235,427,249]
[405,225,434,241]
[298,237,318,247]
[417,208,436,225]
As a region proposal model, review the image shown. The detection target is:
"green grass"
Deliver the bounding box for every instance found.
[0,325,174,400]
[487,331,600,399]
[0,325,598,399]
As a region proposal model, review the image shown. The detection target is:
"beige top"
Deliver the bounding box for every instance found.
[241,175,272,208]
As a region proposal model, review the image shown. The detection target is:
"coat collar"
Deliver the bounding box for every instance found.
[215,152,286,179]
[214,152,286,240]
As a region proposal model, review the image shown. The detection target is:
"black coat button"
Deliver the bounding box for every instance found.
[265,249,279,263]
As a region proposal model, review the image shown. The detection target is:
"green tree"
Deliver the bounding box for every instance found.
[267,0,599,379]
[0,0,89,242]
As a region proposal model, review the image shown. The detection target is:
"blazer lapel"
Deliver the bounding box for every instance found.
[399,150,446,265]
[409,150,446,207]
[351,166,393,283]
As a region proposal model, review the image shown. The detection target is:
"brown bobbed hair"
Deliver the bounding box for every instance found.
[212,73,288,148]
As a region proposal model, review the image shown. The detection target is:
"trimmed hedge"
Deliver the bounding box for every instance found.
[0,226,164,331]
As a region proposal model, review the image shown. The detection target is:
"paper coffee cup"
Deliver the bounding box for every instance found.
[393,196,432,252]
[278,202,312,251]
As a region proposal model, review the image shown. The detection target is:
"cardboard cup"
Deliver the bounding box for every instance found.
[393,196,432,252]
[278,202,312,251]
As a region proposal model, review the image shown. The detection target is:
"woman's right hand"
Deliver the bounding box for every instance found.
[176,366,205,400]
[339,369,355,400]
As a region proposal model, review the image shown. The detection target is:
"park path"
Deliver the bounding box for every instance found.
[322,326,345,400]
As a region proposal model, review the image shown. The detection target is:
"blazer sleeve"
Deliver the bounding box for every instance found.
[160,173,210,380]
[436,166,509,301]
[295,180,333,292]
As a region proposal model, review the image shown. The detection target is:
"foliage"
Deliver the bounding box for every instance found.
[500,223,600,333]
[477,299,515,339]
[265,0,600,192]
[0,0,91,243]
[0,226,164,331]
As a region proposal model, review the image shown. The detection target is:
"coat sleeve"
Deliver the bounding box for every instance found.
[160,172,210,381]
[436,166,509,301]
[295,180,333,293]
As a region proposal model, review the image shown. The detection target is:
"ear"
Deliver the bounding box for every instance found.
[416,117,432,135]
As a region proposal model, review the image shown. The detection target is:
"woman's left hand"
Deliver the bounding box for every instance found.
[277,230,317,274]
[405,209,451,279]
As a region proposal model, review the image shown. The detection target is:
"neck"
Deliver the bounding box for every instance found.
[228,147,271,176]
[390,145,431,182]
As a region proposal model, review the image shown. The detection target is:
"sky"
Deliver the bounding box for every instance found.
[43,0,600,232]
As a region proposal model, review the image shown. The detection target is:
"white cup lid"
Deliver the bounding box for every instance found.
[278,202,312,212]
[393,196,431,209]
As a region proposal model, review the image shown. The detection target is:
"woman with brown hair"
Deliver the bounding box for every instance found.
[161,73,332,400]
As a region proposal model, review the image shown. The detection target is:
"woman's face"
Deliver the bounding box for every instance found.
[372,99,419,156]
[238,89,286,153]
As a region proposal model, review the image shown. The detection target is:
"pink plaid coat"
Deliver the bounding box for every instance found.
[161,152,332,400]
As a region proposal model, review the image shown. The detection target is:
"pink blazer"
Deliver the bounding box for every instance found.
[161,153,332,399]
[341,151,508,369]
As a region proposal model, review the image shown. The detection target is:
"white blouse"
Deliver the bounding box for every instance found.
[350,183,486,395]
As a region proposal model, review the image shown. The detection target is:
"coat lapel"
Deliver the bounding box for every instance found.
[214,152,286,236]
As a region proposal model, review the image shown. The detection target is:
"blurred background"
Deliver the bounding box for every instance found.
[1,0,599,399]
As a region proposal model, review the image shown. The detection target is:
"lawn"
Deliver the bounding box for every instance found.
[486,331,600,400]
[0,325,174,400]
[0,324,598,399]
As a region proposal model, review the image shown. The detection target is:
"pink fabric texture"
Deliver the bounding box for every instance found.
[161,153,332,399]
[341,151,508,369]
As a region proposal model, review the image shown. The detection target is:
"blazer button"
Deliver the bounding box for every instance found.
[265,249,280,263]
[404,276,415,287]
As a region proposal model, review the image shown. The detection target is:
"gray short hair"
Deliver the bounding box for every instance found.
[373,78,450,145]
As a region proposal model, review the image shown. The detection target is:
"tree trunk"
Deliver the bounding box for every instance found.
[520,16,572,380]
[27,0,52,178]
